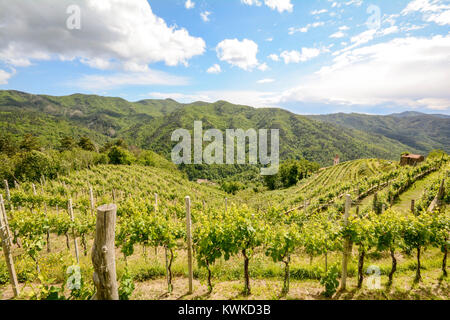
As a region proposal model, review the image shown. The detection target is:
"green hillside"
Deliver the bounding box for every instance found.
[308,112,450,154]
[0,90,428,168]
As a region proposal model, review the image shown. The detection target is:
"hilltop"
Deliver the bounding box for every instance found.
[0,90,438,169]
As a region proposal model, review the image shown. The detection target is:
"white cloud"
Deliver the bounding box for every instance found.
[311,9,328,15]
[207,64,222,74]
[257,78,275,84]
[280,48,321,64]
[0,69,14,85]
[0,0,205,70]
[258,62,269,71]
[279,35,450,111]
[289,22,324,35]
[268,54,280,61]
[241,0,293,13]
[200,11,212,22]
[74,70,188,90]
[216,39,259,71]
[185,0,195,9]
[330,31,346,39]
[402,0,450,25]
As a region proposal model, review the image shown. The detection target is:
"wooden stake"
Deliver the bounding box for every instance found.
[185,196,193,294]
[32,183,37,196]
[68,199,80,264]
[4,180,13,212]
[225,197,228,212]
[4,180,10,201]
[340,194,351,291]
[0,201,19,297]
[411,199,415,215]
[0,195,13,247]
[92,204,119,300]
[89,186,95,216]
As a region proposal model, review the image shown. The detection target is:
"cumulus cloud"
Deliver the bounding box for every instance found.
[268,54,280,61]
[200,11,212,22]
[278,35,450,110]
[0,0,206,70]
[280,48,321,64]
[185,0,195,9]
[216,39,260,71]
[241,0,293,13]
[207,64,222,74]
[0,69,14,85]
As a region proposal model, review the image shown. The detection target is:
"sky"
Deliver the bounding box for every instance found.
[0,0,449,115]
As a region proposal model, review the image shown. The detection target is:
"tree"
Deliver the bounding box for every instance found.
[59,136,76,152]
[78,136,96,151]
[14,151,56,182]
[19,134,40,152]
[108,146,135,165]
[0,133,18,155]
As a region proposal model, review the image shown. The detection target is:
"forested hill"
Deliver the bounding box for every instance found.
[308,112,450,155]
[0,90,444,166]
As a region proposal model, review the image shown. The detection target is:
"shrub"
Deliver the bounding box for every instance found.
[320,264,340,298]
[108,146,135,165]
[14,151,57,182]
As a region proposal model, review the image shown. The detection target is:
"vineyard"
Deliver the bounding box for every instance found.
[0,156,448,300]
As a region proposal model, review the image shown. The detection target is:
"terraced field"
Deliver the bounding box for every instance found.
[238,159,399,209]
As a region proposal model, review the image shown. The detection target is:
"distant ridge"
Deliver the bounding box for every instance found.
[0,90,448,166]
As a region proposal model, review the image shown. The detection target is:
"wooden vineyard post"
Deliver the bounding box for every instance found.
[185,196,193,294]
[89,186,95,216]
[4,180,13,212]
[0,195,13,247]
[68,199,80,264]
[411,199,415,215]
[0,201,19,297]
[340,194,351,291]
[32,183,37,196]
[92,204,118,300]
[225,197,228,213]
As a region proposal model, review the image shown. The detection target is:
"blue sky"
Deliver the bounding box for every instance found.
[0,0,449,114]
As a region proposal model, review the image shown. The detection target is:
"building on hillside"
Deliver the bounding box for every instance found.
[400,154,425,166]
[333,154,340,166]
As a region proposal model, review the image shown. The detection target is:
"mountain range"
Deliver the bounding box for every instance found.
[1,90,448,167]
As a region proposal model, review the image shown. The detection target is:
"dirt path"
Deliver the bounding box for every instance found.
[390,170,443,214]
